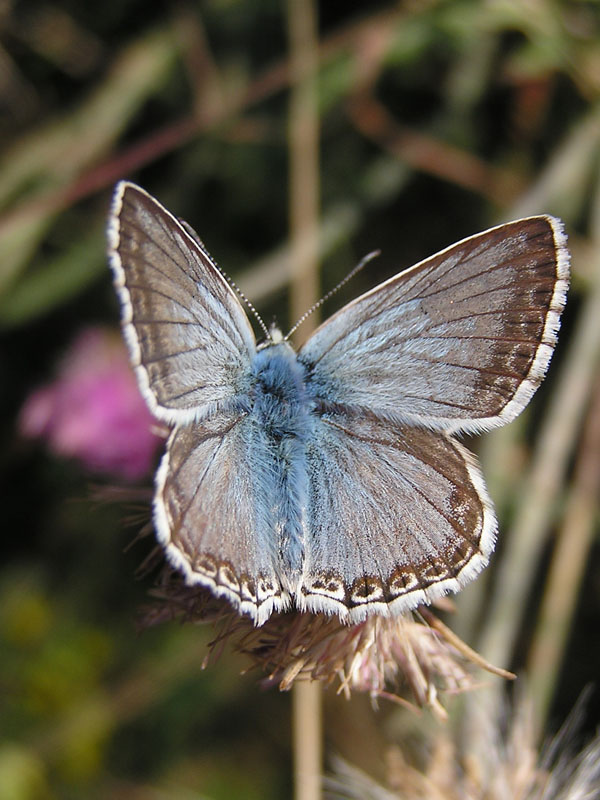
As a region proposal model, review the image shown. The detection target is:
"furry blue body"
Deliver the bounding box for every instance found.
[250,341,310,577]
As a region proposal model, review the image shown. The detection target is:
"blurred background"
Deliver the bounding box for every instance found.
[1,1,599,797]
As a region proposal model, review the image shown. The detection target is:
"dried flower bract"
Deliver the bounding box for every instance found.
[141,569,513,719]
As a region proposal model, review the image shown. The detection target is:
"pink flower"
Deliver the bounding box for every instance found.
[19,327,162,481]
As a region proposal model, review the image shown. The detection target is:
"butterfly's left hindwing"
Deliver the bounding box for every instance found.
[155,412,290,624]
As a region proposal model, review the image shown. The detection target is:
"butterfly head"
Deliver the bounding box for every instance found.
[256,323,286,351]
[270,325,284,344]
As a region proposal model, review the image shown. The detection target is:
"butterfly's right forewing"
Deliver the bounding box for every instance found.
[299,217,569,434]
[108,182,256,425]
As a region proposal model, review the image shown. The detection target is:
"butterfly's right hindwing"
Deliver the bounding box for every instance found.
[108,182,256,425]
[300,414,496,622]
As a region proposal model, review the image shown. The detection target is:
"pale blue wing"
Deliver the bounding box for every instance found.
[299,217,569,434]
[298,413,496,622]
[155,411,290,624]
[108,182,256,425]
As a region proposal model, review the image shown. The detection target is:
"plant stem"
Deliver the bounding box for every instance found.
[293,681,323,800]
[287,0,320,339]
[287,2,322,798]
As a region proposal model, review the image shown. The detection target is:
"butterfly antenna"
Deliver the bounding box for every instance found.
[180,218,271,340]
[225,274,271,340]
[285,250,380,341]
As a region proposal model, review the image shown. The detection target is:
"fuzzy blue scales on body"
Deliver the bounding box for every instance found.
[250,339,310,576]
[108,181,570,626]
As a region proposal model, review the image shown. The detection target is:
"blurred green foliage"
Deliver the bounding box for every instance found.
[1,1,599,797]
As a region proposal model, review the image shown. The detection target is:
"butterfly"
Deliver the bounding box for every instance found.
[108,181,569,626]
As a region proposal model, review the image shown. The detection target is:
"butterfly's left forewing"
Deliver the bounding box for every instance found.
[108,182,256,425]
[300,414,496,621]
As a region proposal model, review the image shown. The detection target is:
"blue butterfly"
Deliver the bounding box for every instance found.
[108,182,569,626]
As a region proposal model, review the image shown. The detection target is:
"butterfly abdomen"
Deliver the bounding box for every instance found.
[251,342,310,578]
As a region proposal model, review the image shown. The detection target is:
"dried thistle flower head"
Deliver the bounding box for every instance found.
[325,698,600,800]
[140,568,512,719]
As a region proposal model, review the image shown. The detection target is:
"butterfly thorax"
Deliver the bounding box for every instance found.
[251,341,309,436]
[250,341,310,576]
